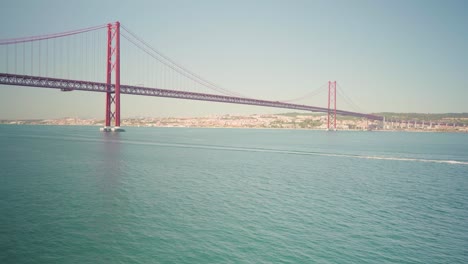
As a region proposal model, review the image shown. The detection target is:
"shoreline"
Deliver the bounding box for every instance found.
[1,123,466,133]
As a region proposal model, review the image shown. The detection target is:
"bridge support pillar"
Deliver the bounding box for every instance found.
[327,81,337,131]
[101,21,124,132]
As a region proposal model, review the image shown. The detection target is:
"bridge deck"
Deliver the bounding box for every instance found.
[0,73,382,120]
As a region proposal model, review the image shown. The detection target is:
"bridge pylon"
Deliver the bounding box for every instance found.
[100,21,124,132]
[327,81,337,131]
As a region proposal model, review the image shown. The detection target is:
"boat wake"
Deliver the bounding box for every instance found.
[120,139,468,166]
[16,133,468,166]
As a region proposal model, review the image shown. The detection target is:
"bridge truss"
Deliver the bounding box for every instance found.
[0,73,382,121]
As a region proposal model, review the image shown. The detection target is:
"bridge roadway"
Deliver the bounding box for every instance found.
[0,73,382,121]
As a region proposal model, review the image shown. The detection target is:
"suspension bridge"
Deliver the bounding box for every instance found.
[3,21,453,132]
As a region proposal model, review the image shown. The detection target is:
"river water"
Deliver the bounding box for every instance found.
[1,125,467,263]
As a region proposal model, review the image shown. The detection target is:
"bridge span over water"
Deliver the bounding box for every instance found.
[1,21,386,131]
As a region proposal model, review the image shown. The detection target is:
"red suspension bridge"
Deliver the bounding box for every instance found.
[1,21,388,131]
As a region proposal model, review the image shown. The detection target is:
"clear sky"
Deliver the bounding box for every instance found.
[0,0,467,119]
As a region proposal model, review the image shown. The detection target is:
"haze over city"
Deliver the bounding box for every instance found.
[0,0,467,119]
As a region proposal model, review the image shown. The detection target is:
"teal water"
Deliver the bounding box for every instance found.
[1,125,467,263]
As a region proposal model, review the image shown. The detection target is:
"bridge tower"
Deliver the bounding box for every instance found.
[100,21,124,132]
[327,81,337,131]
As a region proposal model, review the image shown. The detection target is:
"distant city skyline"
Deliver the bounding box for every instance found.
[0,0,467,119]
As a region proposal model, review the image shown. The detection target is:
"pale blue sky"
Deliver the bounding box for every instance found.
[0,0,467,119]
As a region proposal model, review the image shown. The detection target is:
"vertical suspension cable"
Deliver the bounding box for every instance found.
[100,29,102,82]
[98,30,101,82]
[46,38,48,77]
[172,67,175,90]
[181,74,184,91]
[38,40,41,76]
[137,43,140,86]
[67,36,69,79]
[167,64,174,89]
[176,69,179,91]
[163,63,166,89]
[121,31,125,85]
[85,32,87,80]
[156,58,159,87]
[141,44,144,86]
[53,37,56,77]
[176,71,179,91]
[23,42,25,74]
[79,33,82,79]
[31,41,33,75]
[58,37,60,77]
[179,72,182,91]
[93,30,96,82]
[80,33,83,80]
[6,44,8,73]
[181,72,184,91]
[83,34,86,81]
[14,43,17,74]
[180,72,183,91]
[85,31,88,80]
[72,34,75,79]
[80,33,83,79]
[168,67,172,90]
[72,35,75,79]
[75,34,77,79]
[152,59,155,87]
[54,39,57,78]
[98,29,100,82]
[61,37,63,78]
[146,49,149,87]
